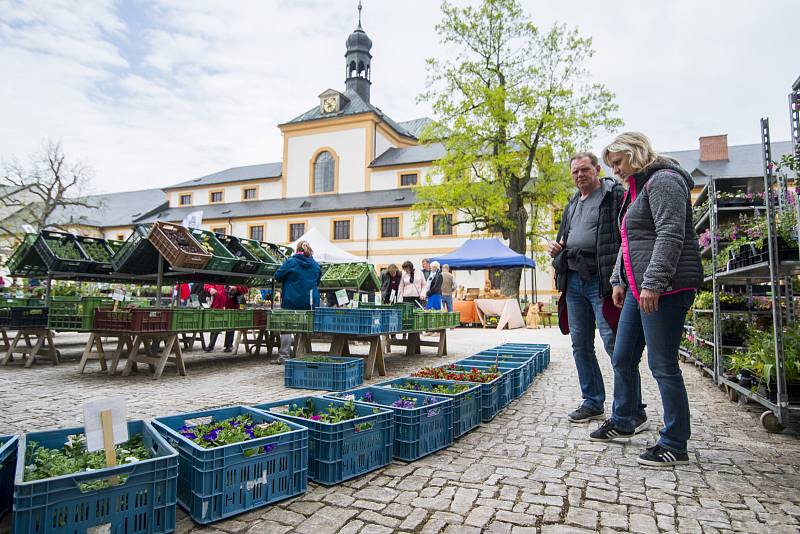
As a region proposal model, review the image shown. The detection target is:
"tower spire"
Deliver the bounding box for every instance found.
[357,1,363,28]
[345,0,372,103]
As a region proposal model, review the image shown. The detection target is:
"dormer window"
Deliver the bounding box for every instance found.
[318,89,348,115]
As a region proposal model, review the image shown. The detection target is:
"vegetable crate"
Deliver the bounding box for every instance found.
[46,296,82,330]
[327,387,453,462]
[457,359,526,399]
[319,262,371,288]
[237,238,281,277]
[284,356,364,391]
[188,228,237,272]
[6,234,48,277]
[94,308,173,333]
[253,309,268,329]
[0,306,49,329]
[313,307,402,335]
[34,230,92,273]
[214,234,261,275]
[255,397,393,486]
[12,420,178,534]
[148,221,211,270]
[170,308,204,331]
[268,310,313,332]
[375,378,482,439]
[232,309,254,330]
[152,406,308,524]
[75,235,116,273]
[81,297,115,331]
[0,435,17,520]
[111,224,161,274]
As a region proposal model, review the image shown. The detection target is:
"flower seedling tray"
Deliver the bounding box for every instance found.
[457,359,526,399]
[412,365,507,423]
[148,221,211,270]
[0,435,17,520]
[313,307,402,335]
[268,310,313,332]
[152,406,308,524]
[94,307,172,333]
[375,377,481,439]
[111,224,161,274]
[327,387,453,461]
[34,230,92,273]
[284,356,364,391]
[214,234,261,275]
[467,354,534,390]
[13,420,177,534]
[188,228,237,272]
[254,397,393,486]
[75,235,116,273]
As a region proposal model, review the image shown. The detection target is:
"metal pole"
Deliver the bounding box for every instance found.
[44,274,52,302]
[156,254,164,306]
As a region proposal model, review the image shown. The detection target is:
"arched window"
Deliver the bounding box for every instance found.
[313,151,335,193]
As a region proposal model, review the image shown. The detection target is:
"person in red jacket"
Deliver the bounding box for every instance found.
[174,283,191,306]
[204,284,249,353]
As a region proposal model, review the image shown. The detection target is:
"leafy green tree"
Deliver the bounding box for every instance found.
[415,0,622,296]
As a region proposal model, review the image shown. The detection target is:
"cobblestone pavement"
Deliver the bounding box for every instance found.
[1,326,799,534]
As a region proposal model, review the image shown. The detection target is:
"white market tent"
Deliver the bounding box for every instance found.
[289,227,366,264]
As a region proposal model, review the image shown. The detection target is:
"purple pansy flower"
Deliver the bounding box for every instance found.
[263,443,275,453]
[203,429,221,441]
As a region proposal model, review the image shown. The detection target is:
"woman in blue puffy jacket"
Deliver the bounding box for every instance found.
[273,241,321,363]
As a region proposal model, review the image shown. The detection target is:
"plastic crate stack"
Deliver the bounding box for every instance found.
[313,307,402,335]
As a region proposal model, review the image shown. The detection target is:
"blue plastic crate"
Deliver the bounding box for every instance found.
[13,420,177,534]
[458,359,526,399]
[313,307,402,335]
[326,387,453,461]
[375,377,481,439]
[152,405,308,524]
[427,366,508,422]
[485,344,550,374]
[469,353,534,390]
[254,397,393,486]
[285,356,364,391]
[0,435,17,520]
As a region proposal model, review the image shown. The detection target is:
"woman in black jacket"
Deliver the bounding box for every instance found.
[425,261,443,310]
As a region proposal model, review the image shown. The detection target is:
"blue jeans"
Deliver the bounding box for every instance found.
[566,271,620,412]
[426,293,442,310]
[611,289,694,453]
[441,295,453,312]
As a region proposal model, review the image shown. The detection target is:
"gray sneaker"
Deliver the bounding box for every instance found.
[568,404,605,423]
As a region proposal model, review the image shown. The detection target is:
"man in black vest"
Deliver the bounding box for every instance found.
[548,152,647,430]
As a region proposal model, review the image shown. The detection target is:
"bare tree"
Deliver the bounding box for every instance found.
[0,140,96,239]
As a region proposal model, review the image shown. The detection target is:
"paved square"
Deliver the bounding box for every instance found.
[1,327,798,533]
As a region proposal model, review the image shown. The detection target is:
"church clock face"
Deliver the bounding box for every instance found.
[322,97,337,113]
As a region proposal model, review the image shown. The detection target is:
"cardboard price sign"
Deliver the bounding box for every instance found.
[83,397,128,483]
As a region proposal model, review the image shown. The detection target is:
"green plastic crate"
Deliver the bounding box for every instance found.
[269,310,313,332]
[202,309,235,331]
[320,263,371,288]
[188,228,237,272]
[46,296,82,330]
[231,309,254,329]
[237,238,281,276]
[6,234,48,277]
[81,297,114,330]
[170,308,204,331]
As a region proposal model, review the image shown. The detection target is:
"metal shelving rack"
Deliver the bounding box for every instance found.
[697,113,800,432]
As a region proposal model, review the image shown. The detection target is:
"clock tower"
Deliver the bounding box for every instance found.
[344,1,372,103]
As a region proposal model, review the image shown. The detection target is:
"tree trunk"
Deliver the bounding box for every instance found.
[500,207,528,298]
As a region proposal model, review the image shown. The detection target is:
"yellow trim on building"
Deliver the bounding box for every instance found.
[330,216,354,242]
[241,185,259,201]
[178,192,193,206]
[247,223,266,241]
[376,213,403,240]
[308,146,340,195]
[286,220,308,242]
[164,177,279,193]
[208,189,224,204]
[397,170,420,188]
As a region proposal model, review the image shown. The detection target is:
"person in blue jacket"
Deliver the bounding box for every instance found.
[273,240,321,363]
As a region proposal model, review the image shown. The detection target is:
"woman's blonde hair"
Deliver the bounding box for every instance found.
[602,132,659,173]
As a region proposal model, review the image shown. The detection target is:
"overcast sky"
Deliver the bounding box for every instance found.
[0,0,796,194]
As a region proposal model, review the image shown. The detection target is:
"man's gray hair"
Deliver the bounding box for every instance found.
[569,152,599,167]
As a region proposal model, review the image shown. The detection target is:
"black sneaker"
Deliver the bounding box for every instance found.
[637,445,689,467]
[589,419,634,442]
[568,404,605,423]
[634,414,649,434]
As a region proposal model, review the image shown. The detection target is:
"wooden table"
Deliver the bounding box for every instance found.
[383,329,448,358]
[1,328,60,367]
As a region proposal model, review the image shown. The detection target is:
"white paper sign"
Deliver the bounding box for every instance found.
[182,210,204,230]
[335,289,349,306]
[112,290,126,302]
[83,397,128,452]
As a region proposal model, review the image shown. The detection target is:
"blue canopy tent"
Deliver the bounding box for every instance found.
[429,238,535,270]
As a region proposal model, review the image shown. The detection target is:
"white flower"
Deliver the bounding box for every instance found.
[124,456,139,463]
